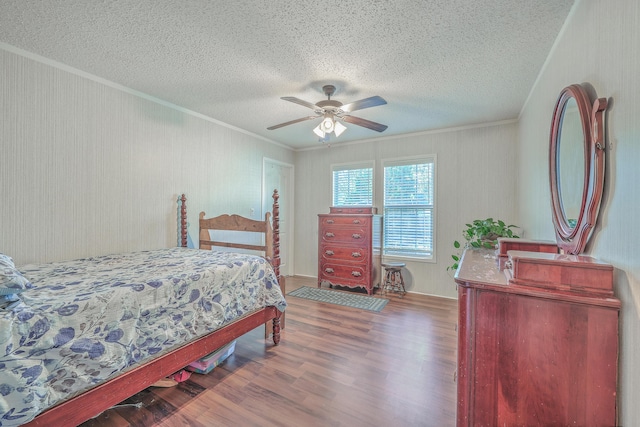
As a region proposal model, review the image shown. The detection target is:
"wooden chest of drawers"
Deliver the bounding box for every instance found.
[454,247,620,426]
[318,207,382,295]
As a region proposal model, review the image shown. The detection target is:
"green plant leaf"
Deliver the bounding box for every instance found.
[450,218,520,274]
[447,218,520,270]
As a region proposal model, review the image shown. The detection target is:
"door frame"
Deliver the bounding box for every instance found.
[262,158,294,276]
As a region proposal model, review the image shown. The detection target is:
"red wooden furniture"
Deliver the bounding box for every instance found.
[549,84,607,255]
[496,237,558,269]
[454,247,620,426]
[23,190,284,427]
[318,206,382,295]
[454,82,618,426]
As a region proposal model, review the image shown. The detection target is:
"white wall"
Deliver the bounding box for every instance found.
[0,47,294,265]
[518,0,640,423]
[294,121,518,298]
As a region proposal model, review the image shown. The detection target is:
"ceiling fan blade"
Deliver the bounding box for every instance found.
[342,115,388,132]
[339,96,387,113]
[267,116,318,130]
[281,96,319,110]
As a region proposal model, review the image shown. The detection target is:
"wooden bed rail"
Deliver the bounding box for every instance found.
[23,308,281,427]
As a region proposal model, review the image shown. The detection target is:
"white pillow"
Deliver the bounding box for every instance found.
[0,253,33,290]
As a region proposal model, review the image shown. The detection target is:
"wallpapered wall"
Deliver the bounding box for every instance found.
[518,0,640,423]
[0,47,294,265]
[293,121,519,299]
[5,1,635,421]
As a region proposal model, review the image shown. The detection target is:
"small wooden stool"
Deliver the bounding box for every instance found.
[381,262,406,296]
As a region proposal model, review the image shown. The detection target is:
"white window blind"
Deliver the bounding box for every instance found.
[332,164,373,206]
[383,158,435,258]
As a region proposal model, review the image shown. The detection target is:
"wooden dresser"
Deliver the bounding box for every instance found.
[454,246,620,426]
[318,207,382,295]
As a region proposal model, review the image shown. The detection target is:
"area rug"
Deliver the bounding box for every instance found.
[288,286,388,312]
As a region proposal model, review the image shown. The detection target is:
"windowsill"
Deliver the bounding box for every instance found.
[382,255,436,264]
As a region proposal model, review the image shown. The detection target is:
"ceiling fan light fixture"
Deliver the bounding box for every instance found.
[321,115,335,133]
[267,84,387,142]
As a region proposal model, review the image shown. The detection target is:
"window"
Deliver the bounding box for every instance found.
[383,157,435,259]
[332,163,373,206]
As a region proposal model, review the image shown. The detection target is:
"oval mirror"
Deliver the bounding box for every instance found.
[557,97,585,229]
[549,84,608,254]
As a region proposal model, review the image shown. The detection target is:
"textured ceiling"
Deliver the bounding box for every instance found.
[0,0,575,149]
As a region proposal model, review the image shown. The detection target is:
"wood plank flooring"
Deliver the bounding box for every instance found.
[81,276,458,427]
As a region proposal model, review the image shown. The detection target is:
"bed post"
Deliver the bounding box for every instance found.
[272,189,281,277]
[269,189,284,343]
[264,190,285,345]
[180,194,188,248]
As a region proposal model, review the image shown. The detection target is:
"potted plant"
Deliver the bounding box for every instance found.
[447,218,520,273]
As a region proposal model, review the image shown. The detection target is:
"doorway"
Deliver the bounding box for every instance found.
[263,158,294,277]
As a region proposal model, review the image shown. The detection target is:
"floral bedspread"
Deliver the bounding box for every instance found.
[0,248,286,426]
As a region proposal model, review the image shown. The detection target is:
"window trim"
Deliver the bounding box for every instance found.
[382,155,437,262]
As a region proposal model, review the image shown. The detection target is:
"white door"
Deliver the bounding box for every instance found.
[263,159,294,276]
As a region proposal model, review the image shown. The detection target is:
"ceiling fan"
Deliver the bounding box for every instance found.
[267,85,388,141]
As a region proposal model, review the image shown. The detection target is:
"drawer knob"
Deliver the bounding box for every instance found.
[325,232,335,238]
[351,271,362,277]
[324,268,334,274]
[325,250,334,256]
[351,252,362,258]
[327,219,334,224]
[352,219,361,224]
[352,233,362,239]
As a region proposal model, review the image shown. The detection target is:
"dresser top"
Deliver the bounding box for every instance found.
[328,206,377,214]
[454,248,506,287]
[454,247,620,307]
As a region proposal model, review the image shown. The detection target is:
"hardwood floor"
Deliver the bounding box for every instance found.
[82,276,458,427]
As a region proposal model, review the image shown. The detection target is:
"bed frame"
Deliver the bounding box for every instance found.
[23,190,284,427]
[198,191,286,338]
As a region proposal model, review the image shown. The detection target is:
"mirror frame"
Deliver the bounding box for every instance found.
[549,84,607,255]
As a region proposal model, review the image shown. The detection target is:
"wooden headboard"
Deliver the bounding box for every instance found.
[178,189,281,278]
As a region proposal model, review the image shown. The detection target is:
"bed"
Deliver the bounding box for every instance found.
[0,190,286,427]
